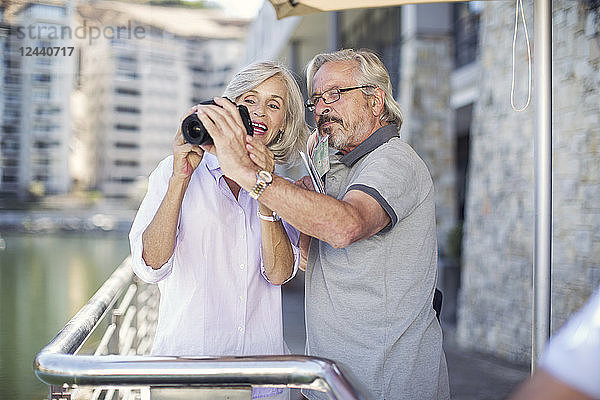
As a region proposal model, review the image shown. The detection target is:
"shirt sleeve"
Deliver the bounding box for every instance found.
[259,218,301,285]
[539,287,600,398]
[344,141,433,232]
[128,156,178,284]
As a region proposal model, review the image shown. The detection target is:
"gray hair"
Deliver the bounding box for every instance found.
[223,61,309,164]
[305,49,403,131]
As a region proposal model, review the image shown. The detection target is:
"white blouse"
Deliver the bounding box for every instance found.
[129,154,299,398]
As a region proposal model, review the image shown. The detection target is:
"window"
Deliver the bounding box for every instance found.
[5,74,20,85]
[117,55,137,63]
[1,139,19,151]
[36,57,52,66]
[116,70,139,80]
[111,176,135,183]
[33,74,52,83]
[114,124,139,131]
[33,88,51,101]
[3,125,19,134]
[34,141,59,149]
[37,107,60,115]
[453,3,481,68]
[114,160,139,167]
[114,142,138,149]
[190,65,208,73]
[33,125,56,133]
[115,106,141,114]
[115,87,140,96]
[28,4,66,19]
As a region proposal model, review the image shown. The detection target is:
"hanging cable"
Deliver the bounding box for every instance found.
[511,0,532,112]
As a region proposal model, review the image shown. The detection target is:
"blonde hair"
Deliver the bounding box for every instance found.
[306,49,403,132]
[223,61,309,164]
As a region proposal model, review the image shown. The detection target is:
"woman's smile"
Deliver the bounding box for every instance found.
[252,121,268,135]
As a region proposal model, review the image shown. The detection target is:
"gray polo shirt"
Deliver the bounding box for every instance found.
[304,125,449,400]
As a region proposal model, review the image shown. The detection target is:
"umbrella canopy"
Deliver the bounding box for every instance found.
[268,0,472,19]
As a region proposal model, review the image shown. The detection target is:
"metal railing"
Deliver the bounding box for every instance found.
[34,257,362,400]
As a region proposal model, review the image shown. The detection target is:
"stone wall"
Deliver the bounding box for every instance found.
[457,0,600,363]
[400,33,457,254]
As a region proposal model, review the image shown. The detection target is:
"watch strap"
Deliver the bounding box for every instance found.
[249,181,267,199]
[249,170,272,200]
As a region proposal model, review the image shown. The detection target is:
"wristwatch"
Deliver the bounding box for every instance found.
[249,170,273,200]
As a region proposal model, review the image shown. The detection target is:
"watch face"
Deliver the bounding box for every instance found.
[258,170,273,183]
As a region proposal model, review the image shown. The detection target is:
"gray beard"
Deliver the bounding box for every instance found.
[328,120,363,151]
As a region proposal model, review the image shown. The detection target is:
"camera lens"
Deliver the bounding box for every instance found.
[181,114,212,145]
[180,99,253,146]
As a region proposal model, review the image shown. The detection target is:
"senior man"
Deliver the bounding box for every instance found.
[200,49,449,400]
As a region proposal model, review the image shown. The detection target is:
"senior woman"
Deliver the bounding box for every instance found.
[129,62,308,399]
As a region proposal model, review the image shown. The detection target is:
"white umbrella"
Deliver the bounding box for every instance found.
[268,0,464,19]
[267,0,553,371]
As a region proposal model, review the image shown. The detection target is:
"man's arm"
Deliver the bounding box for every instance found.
[240,172,390,248]
[199,97,391,248]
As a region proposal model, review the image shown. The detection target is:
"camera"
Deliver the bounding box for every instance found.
[181,99,254,146]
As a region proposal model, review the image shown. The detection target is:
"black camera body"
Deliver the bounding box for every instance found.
[181,99,254,146]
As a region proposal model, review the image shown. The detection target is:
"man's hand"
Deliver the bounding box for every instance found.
[246,135,274,173]
[173,106,204,181]
[196,97,256,183]
[295,176,315,191]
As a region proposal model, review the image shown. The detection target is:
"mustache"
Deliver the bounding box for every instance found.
[317,115,343,129]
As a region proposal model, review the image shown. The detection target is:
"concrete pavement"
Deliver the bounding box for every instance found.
[281,271,530,399]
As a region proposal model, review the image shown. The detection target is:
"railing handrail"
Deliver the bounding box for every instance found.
[33,257,363,400]
[39,257,133,357]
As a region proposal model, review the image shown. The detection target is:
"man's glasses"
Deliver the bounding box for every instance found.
[305,85,375,112]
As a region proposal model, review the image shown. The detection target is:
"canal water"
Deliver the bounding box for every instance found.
[0,231,131,400]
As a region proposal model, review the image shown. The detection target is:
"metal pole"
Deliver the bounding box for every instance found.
[328,11,340,51]
[532,0,552,372]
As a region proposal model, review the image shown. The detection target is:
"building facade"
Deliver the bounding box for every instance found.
[0,1,74,199]
[245,0,600,364]
[76,1,247,199]
[0,7,7,163]
[0,0,247,201]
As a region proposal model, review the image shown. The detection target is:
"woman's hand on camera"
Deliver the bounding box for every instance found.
[246,135,274,173]
[172,106,204,181]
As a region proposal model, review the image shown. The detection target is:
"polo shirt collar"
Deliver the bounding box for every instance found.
[339,124,399,167]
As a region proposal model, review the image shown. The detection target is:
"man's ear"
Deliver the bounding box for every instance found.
[370,87,386,117]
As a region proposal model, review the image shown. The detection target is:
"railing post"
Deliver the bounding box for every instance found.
[108,308,122,354]
[49,384,71,400]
